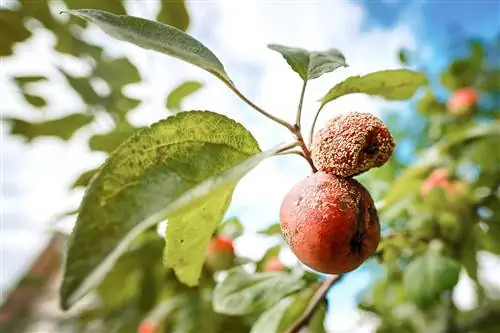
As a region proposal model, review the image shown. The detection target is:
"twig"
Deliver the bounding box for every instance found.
[276,150,306,158]
[285,275,343,333]
[295,80,308,128]
[292,126,317,173]
[224,82,294,131]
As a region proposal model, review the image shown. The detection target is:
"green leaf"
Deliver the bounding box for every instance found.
[14,75,47,86]
[256,245,281,272]
[93,57,141,88]
[166,81,204,112]
[0,9,32,56]
[157,0,190,32]
[71,168,99,189]
[63,9,233,85]
[268,44,347,81]
[251,287,317,333]
[21,92,47,108]
[403,244,461,306]
[258,223,281,236]
[308,301,327,333]
[59,111,282,309]
[89,125,139,153]
[7,114,94,142]
[213,268,305,315]
[320,69,427,108]
[59,68,102,106]
[217,217,244,239]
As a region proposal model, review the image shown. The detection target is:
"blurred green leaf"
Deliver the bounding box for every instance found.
[166,81,204,112]
[256,245,281,272]
[403,244,460,306]
[0,9,32,56]
[14,75,47,86]
[268,44,347,81]
[157,0,190,32]
[460,228,478,280]
[398,48,409,65]
[258,223,281,236]
[93,57,141,87]
[320,69,427,109]
[64,9,233,86]
[217,217,244,239]
[59,68,102,106]
[20,0,57,29]
[7,114,94,142]
[60,111,263,309]
[89,125,139,153]
[308,301,327,333]
[213,268,305,315]
[250,296,295,333]
[71,168,99,189]
[21,92,47,108]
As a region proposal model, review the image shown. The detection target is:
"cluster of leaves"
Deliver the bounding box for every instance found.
[2,0,198,188]
[357,38,500,333]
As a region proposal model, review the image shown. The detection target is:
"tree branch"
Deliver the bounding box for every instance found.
[285,275,343,333]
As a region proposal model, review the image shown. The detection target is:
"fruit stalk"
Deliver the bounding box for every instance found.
[285,274,343,333]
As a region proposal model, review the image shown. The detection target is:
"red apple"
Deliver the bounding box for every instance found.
[447,88,478,117]
[263,256,285,272]
[206,236,235,271]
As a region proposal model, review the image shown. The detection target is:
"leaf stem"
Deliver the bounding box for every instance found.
[308,105,323,147]
[225,82,294,131]
[285,274,343,333]
[295,80,307,128]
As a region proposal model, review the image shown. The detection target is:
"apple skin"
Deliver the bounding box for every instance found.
[263,256,286,272]
[206,236,235,271]
[279,172,380,274]
[312,112,395,177]
[420,168,451,197]
[447,88,479,117]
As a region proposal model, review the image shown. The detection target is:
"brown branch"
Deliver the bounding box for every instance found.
[285,275,343,333]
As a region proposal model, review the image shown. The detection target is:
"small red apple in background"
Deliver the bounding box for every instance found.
[280,172,380,274]
[447,88,479,117]
[138,321,156,333]
[206,236,235,271]
[263,256,285,272]
[420,168,454,197]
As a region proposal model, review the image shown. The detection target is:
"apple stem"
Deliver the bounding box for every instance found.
[285,274,343,333]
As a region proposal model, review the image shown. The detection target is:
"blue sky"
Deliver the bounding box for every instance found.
[1,0,499,331]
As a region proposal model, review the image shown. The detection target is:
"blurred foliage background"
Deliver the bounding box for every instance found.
[1,1,499,333]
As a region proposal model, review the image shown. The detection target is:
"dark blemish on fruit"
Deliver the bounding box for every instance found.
[339,201,349,211]
[363,142,378,156]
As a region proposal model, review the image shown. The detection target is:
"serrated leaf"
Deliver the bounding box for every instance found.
[403,247,460,306]
[218,217,244,239]
[166,81,204,112]
[320,69,427,109]
[63,9,233,85]
[60,112,290,310]
[268,44,347,81]
[7,114,94,142]
[213,268,305,315]
[157,0,190,32]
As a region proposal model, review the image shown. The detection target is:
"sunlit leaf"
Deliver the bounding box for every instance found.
[89,125,139,153]
[217,217,244,239]
[63,9,233,85]
[59,111,285,309]
[268,44,347,81]
[71,168,99,189]
[320,69,427,109]
[0,9,32,56]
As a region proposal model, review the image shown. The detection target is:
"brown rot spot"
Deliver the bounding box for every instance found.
[338,201,349,211]
[349,232,364,254]
[363,142,378,156]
